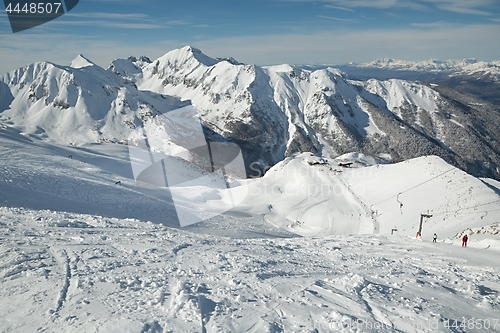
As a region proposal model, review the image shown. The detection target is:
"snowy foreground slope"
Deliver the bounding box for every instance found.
[1,124,500,332]
[2,206,500,333]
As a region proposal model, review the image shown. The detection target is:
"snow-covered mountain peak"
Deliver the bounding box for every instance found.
[109,58,143,78]
[264,64,297,73]
[128,55,152,66]
[461,60,500,77]
[0,55,186,144]
[2,48,500,332]
[157,45,220,68]
[361,78,440,114]
[69,54,95,69]
[215,56,243,66]
[323,67,346,79]
[137,46,230,89]
[108,56,153,80]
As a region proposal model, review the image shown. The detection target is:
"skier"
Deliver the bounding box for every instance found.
[433,233,437,243]
[462,234,468,247]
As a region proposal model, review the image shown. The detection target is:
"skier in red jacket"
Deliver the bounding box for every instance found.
[462,234,468,247]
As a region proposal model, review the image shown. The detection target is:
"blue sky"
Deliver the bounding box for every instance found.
[1,0,499,73]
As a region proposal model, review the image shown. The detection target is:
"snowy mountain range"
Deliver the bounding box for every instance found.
[336,58,500,107]
[1,46,499,180]
[356,58,500,76]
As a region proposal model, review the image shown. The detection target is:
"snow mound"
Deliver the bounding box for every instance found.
[241,153,500,238]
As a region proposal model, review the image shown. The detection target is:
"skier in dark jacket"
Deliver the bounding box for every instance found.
[462,234,468,247]
[433,233,437,243]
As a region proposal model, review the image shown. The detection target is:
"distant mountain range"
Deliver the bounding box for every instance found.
[353,58,499,74]
[334,58,500,107]
[1,46,499,180]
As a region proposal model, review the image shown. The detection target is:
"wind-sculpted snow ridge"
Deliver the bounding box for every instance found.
[1,46,500,179]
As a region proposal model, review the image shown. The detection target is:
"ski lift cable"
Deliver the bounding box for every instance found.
[396,201,500,228]
[397,217,420,228]
[384,205,500,233]
[431,199,500,217]
[371,167,457,207]
[452,208,500,216]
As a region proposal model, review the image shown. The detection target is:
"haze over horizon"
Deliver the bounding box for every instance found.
[1,0,499,74]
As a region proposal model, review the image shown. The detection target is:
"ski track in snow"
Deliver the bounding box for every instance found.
[1,206,500,332]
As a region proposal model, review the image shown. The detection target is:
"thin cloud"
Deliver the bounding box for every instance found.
[0,32,183,74]
[281,0,496,14]
[66,12,150,20]
[410,21,452,28]
[281,0,427,10]
[164,20,189,26]
[189,24,500,65]
[422,0,496,16]
[97,22,163,29]
[50,11,176,29]
[48,19,164,29]
[63,12,191,29]
[1,21,499,75]
[318,15,356,23]
[324,5,355,12]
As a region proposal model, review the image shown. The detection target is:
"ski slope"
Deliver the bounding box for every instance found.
[239,152,500,240]
[1,206,500,332]
[1,124,500,332]
[2,125,498,240]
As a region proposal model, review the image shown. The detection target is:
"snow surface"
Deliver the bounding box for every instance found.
[1,206,500,332]
[1,124,500,332]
